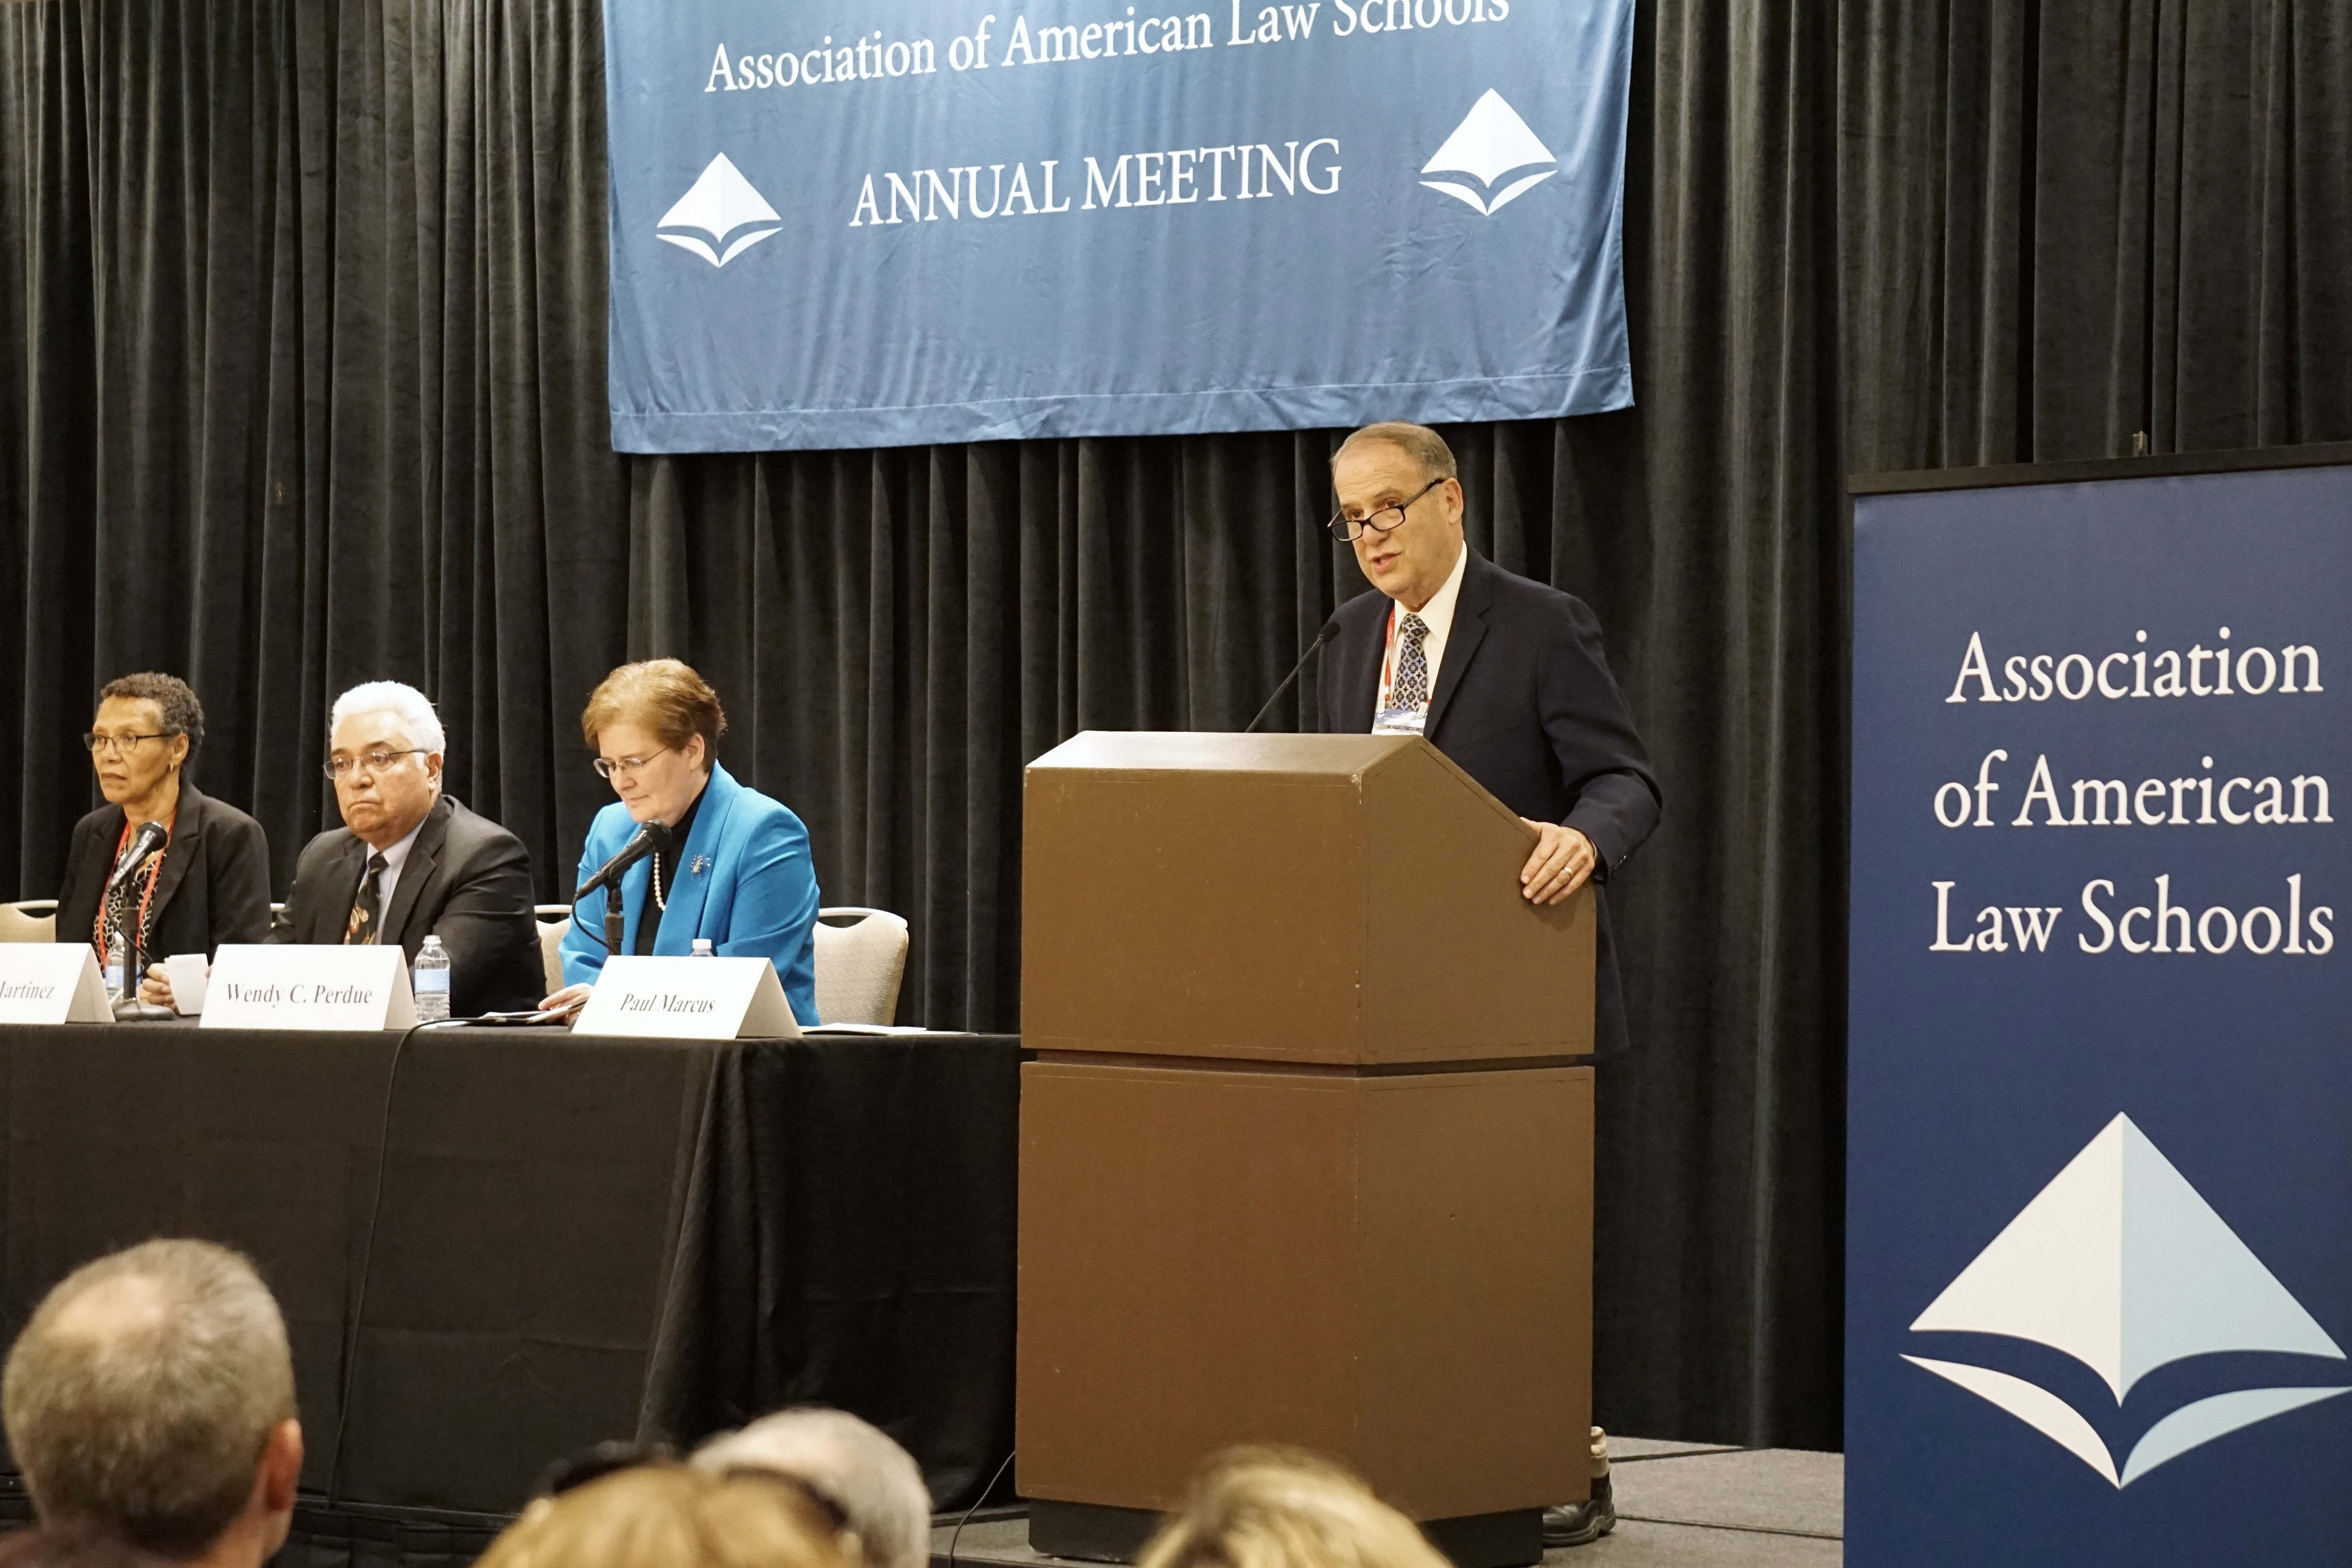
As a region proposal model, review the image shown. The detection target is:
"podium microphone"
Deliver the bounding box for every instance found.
[107,819,170,890]
[1244,619,1340,733]
[576,823,661,953]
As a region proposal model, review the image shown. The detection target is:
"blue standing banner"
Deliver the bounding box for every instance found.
[1848,452,2352,1564]
[602,0,1633,451]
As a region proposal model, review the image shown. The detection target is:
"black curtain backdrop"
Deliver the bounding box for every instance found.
[4,0,2349,1452]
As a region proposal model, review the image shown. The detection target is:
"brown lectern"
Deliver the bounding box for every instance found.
[1018,733,1596,1568]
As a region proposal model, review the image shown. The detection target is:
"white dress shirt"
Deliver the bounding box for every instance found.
[1372,542,1470,730]
[358,816,427,914]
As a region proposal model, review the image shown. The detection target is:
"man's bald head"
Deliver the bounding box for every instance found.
[2,1241,297,1558]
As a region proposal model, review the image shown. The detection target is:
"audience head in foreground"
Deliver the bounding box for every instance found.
[478,1462,849,1568]
[693,1407,931,1568]
[1137,1449,1450,1568]
[0,1240,302,1568]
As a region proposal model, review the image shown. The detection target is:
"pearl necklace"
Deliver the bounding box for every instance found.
[650,851,667,911]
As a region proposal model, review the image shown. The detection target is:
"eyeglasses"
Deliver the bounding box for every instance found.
[83,732,170,757]
[323,749,429,780]
[1328,476,1446,542]
[593,747,673,781]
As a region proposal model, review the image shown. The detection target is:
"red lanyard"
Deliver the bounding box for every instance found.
[93,814,172,959]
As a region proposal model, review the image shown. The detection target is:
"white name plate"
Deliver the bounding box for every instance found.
[0,945,114,1024]
[573,955,802,1040]
[201,945,416,1031]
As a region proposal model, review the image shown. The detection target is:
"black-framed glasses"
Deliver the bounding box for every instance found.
[83,732,170,757]
[593,747,673,781]
[323,748,429,780]
[1328,476,1445,542]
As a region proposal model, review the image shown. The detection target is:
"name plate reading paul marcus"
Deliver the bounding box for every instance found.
[0,945,114,1025]
[573,955,802,1040]
[201,945,417,1031]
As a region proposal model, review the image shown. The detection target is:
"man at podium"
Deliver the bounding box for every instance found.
[1317,420,1659,1548]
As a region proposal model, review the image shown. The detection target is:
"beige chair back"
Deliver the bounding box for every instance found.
[0,901,59,944]
[812,907,910,1026]
[535,904,572,999]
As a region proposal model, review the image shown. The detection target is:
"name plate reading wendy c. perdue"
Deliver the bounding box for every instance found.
[201,945,416,1031]
[572,955,801,1040]
[0,945,114,1025]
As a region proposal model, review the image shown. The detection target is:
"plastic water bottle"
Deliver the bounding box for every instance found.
[690,938,716,957]
[412,936,452,1022]
[104,933,127,1002]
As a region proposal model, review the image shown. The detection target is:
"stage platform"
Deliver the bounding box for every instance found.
[928,1440,1843,1568]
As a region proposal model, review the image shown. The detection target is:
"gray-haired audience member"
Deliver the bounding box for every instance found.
[0,1240,302,1568]
[693,1407,932,1568]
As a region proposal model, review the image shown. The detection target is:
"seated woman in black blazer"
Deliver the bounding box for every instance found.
[56,674,271,1003]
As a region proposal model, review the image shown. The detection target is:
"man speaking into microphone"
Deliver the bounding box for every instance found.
[1316,422,1660,1546]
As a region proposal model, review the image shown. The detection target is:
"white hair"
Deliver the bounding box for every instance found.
[330,681,446,755]
[693,1407,932,1568]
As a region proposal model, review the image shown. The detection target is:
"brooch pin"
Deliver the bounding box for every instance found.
[689,855,711,875]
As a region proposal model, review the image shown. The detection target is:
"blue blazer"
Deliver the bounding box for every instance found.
[559,762,822,1025]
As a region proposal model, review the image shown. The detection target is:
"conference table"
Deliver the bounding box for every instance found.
[0,1020,1021,1564]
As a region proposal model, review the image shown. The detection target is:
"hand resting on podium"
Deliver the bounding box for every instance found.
[1520,821,1597,906]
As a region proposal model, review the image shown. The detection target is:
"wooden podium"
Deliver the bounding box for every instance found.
[1018,733,1596,1567]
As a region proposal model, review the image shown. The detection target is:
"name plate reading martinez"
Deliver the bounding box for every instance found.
[201,945,417,1031]
[0,945,114,1025]
[572,955,801,1040]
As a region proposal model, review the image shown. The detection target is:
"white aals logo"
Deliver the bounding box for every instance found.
[1907,1114,2349,1486]
[657,154,781,268]
[1420,90,1557,216]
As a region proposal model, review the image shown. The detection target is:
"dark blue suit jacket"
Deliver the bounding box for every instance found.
[1317,548,1661,1055]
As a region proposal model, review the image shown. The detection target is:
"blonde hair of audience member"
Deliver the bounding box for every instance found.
[476,1463,850,1568]
[0,1240,301,1564]
[694,1407,931,1568]
[1136,1449,1450,1568]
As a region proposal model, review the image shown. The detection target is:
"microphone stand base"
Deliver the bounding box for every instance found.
[111,999,179,1023]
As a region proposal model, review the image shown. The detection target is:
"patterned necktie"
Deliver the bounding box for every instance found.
[1392,612,1432,710]
[346,853,389,945]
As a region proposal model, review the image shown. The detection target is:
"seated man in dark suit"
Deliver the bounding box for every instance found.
[1315,421,1661,1549]
[262,681,544,1016]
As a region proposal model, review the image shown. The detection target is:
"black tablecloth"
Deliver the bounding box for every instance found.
[0,1022,1020,1546]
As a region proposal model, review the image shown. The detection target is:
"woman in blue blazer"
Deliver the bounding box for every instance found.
[542,660,822,1026]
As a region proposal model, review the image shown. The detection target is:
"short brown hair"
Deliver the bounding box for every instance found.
[1331,423,1458,483]
[2,1241,296,1558]
[581,659,727,757]
[478,1463,849,1568]
[1136,1449,1450,1568]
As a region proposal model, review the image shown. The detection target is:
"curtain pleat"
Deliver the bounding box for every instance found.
[7,0,2351,1449]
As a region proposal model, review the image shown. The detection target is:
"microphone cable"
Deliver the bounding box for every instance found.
[324,1014,481,1507]
[944,1447,1016,1568]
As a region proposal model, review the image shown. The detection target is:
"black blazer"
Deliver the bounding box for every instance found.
[56,782,273,963]
[1317,549,1662,1056]
[269,794,545,1017]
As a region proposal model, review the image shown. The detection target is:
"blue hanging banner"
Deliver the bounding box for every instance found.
[1847,456,2352,1566]
[601,0,1634,452]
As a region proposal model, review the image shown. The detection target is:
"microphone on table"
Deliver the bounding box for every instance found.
[575,822,664,955]
[1244,618,1341,733]
[107,819,170,890]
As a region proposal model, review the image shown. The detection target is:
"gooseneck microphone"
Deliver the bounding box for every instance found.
[108,819,174,1022]
[107,819,170,891]
[576,822,663,955]
[1244,619,1341,734]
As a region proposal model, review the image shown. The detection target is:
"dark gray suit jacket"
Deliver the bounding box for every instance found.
[270,793,543,1017]
[1317,549,1662,1055]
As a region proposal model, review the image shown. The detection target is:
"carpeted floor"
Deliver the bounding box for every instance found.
[929,1443,1844,1568]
